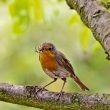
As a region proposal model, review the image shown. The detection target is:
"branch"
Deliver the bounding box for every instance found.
[66,0,110,60]
[99,1,110,9]
[0,83,110,110]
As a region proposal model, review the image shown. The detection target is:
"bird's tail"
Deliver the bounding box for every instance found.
[71,75,89,91]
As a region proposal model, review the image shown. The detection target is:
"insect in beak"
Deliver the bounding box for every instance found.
[35,47,39,53]
[35,50,38,53]
[35,48,43,53]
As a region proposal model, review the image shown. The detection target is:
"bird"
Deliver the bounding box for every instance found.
[35,42,89,99]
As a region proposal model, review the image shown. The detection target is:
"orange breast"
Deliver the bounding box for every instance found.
[39,52,57,71]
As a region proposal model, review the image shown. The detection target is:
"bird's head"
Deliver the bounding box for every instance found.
[35,42,56,55]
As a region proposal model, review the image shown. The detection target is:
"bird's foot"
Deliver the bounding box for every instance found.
[36,87,44,93]
[35,87,44,98]
[56,91,64,101]
[35,86,47,97]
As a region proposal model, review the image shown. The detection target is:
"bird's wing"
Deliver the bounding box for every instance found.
[55,51,76,76]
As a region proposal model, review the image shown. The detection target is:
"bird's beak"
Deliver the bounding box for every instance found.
[35,47,43,53]
[35,50,38,53]
[35,47,39,53]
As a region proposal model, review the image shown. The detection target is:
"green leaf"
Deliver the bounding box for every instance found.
[80,27,91,50]
[31,0,43,23]
[8,0,30,34]
[68,13,81,26]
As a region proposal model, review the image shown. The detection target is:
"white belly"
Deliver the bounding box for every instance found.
[44,67,70,79]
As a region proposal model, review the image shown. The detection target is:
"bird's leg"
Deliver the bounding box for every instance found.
[57,78,66,100]
[36,78,57,93]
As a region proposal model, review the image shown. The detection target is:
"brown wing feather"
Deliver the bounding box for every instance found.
[56,51,76,76]
[55,51,89,91]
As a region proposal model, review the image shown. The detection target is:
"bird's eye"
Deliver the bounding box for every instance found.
[48,47,52,51]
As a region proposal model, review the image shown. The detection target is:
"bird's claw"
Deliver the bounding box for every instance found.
[56,91,64,101]
[36,87,44,94]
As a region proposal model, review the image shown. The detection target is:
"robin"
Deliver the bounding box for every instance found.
[35,42,89,99]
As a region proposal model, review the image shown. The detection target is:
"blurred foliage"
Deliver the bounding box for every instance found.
[8,0,30,34]
[102,0,109,2]
[0,0,110,110]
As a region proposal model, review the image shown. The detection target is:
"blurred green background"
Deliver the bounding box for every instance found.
[0,0,110,110]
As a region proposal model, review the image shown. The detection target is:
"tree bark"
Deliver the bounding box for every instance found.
[1,1,110,110]
[99,1,110,9]
[0,83,110,110]
[66,0,110,60]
